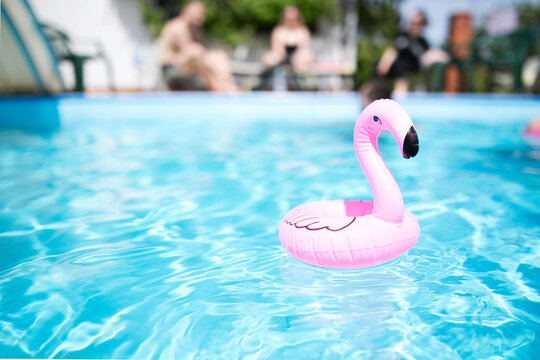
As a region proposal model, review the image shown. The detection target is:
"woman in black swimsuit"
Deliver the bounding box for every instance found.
[262,6,314,73]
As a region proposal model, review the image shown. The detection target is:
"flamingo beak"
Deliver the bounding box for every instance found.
[403,126,419,159]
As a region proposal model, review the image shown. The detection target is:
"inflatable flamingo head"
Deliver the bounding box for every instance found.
[356,99,419,159]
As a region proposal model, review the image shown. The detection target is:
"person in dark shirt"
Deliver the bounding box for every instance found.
[376,11,429,95]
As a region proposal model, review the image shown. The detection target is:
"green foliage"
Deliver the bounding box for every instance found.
[142,3,166,37]
[142,0,337,46]
[517,2,540,29]
[517,2,540,54]
[472,66,489,93]
[357,0,401,38]
[355,0,402,87]
[355,37,387,88]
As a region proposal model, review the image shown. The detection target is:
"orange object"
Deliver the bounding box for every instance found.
[445,13,474,92]
[448,13,474,59]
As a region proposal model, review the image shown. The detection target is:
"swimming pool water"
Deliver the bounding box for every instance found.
[0,94,539,358]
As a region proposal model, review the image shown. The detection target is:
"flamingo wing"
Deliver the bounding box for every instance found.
[283,208,356,232]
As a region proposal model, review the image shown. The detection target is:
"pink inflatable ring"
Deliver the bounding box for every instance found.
[279,99,420,269]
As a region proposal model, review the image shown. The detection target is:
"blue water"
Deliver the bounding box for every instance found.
[0,93,539,359]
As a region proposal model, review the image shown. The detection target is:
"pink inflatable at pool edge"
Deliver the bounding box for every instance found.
[524,116,540,145]
[279,99,420,269]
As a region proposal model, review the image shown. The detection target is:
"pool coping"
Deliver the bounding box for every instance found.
[1,92,539,132]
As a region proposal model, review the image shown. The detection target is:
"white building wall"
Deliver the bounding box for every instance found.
[29,0,160,90]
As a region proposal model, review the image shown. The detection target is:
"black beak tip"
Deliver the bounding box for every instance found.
[403,126,419,159]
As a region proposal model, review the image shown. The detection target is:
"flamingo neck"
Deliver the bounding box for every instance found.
[354,126,404,223]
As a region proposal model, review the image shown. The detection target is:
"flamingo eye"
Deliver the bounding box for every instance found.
[373,116,382,125]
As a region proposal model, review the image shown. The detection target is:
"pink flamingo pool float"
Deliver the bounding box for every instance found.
[279,99,420,269]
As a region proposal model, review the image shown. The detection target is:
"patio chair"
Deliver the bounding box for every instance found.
[474,29,536,92]
[40,23,114,92]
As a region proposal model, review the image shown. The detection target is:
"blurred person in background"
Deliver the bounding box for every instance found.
[376,11,447,95]
[262,6,314,73]
[159,1,238,92]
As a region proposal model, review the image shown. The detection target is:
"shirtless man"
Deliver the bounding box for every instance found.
[159,1,237,92]
[262,6,314,73]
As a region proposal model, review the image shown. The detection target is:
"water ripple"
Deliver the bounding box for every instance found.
[0,102,539,358]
